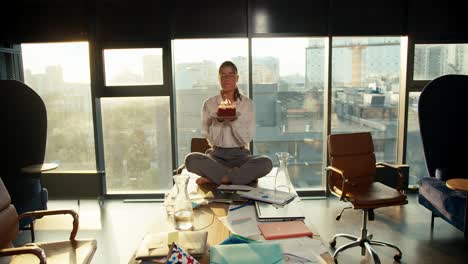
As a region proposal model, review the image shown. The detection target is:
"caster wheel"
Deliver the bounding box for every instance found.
[330,240,336,247]
[394,254,402,262]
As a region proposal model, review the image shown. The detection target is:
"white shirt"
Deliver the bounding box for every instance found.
[201,94,255,148]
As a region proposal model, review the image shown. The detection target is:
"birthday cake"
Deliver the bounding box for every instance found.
[217,99,236,117]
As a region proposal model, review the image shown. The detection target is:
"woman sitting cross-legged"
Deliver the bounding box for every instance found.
[184,61,272,185]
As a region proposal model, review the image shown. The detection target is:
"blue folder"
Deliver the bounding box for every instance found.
[210,241,284,264]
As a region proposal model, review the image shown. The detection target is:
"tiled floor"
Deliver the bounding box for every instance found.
[14,193,467,264]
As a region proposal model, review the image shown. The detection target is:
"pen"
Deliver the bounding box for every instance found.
[228,201,253,211]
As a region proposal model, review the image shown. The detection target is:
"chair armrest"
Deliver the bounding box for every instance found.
[18,209,79,240]
[0,245,46,264]
[325,166,349,201]
[376,162,405,192]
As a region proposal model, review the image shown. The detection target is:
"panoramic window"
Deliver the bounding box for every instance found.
[21,42,96,171]
[173,39,249,166]
[101,97,172,194]
[103,48,163,86]
[414,44,468,80]
[331,37,403,163]
[251,37,328,190]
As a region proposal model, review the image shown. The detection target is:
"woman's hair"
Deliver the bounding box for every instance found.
[219,60,242,101]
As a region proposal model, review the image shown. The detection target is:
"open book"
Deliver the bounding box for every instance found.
[240,187,296,205]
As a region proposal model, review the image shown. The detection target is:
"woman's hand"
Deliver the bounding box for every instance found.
[223,116,237,122]
[216,116,237,122]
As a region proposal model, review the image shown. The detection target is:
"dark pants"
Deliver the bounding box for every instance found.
[184,147,273,185]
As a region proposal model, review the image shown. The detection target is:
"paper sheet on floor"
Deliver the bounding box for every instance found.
[218,204,262,238]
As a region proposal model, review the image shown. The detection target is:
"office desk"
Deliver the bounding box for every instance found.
[21,162,58,173]
[129,177,333,264]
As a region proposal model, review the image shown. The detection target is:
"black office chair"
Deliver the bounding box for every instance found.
[1,80,51,241]
[417,74,468,238]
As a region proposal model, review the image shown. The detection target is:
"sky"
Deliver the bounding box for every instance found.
[21,38,326,84]
[21,42,91,83]
[173,38,323,76]
[103,48,163,80]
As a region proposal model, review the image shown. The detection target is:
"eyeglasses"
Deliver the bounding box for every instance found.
[220,74,237,80]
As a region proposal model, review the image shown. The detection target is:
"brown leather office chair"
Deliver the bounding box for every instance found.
[175,138,210,175]
[0,177,97,264]
[325,132,407,264]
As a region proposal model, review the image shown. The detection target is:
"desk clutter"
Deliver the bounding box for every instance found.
[212,186,326,263]
[146,177,330,264]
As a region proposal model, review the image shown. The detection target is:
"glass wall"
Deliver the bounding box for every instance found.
[173,39,249,165]
[331,37,402,163]
[251,38,328,190]
[101,97,172,194]
[19,37,435,195]
[21,42,96,171]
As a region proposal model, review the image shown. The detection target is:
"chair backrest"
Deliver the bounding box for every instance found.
[191,138,210,153]
[328,132,376,189]
[0,178,20,249]
[418,74,468,180]
[2,80,47,176]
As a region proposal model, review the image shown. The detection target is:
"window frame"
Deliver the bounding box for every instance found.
[90,40,176,197]
[402,37,468,189]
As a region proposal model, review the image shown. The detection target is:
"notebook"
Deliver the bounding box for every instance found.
[258,220,313,240]
[240,187,296,205]
[255,197,305,222]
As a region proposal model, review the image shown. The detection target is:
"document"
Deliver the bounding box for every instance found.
[218,204,262,238]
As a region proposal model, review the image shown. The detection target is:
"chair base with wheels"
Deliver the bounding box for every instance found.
[330,209,402,264]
